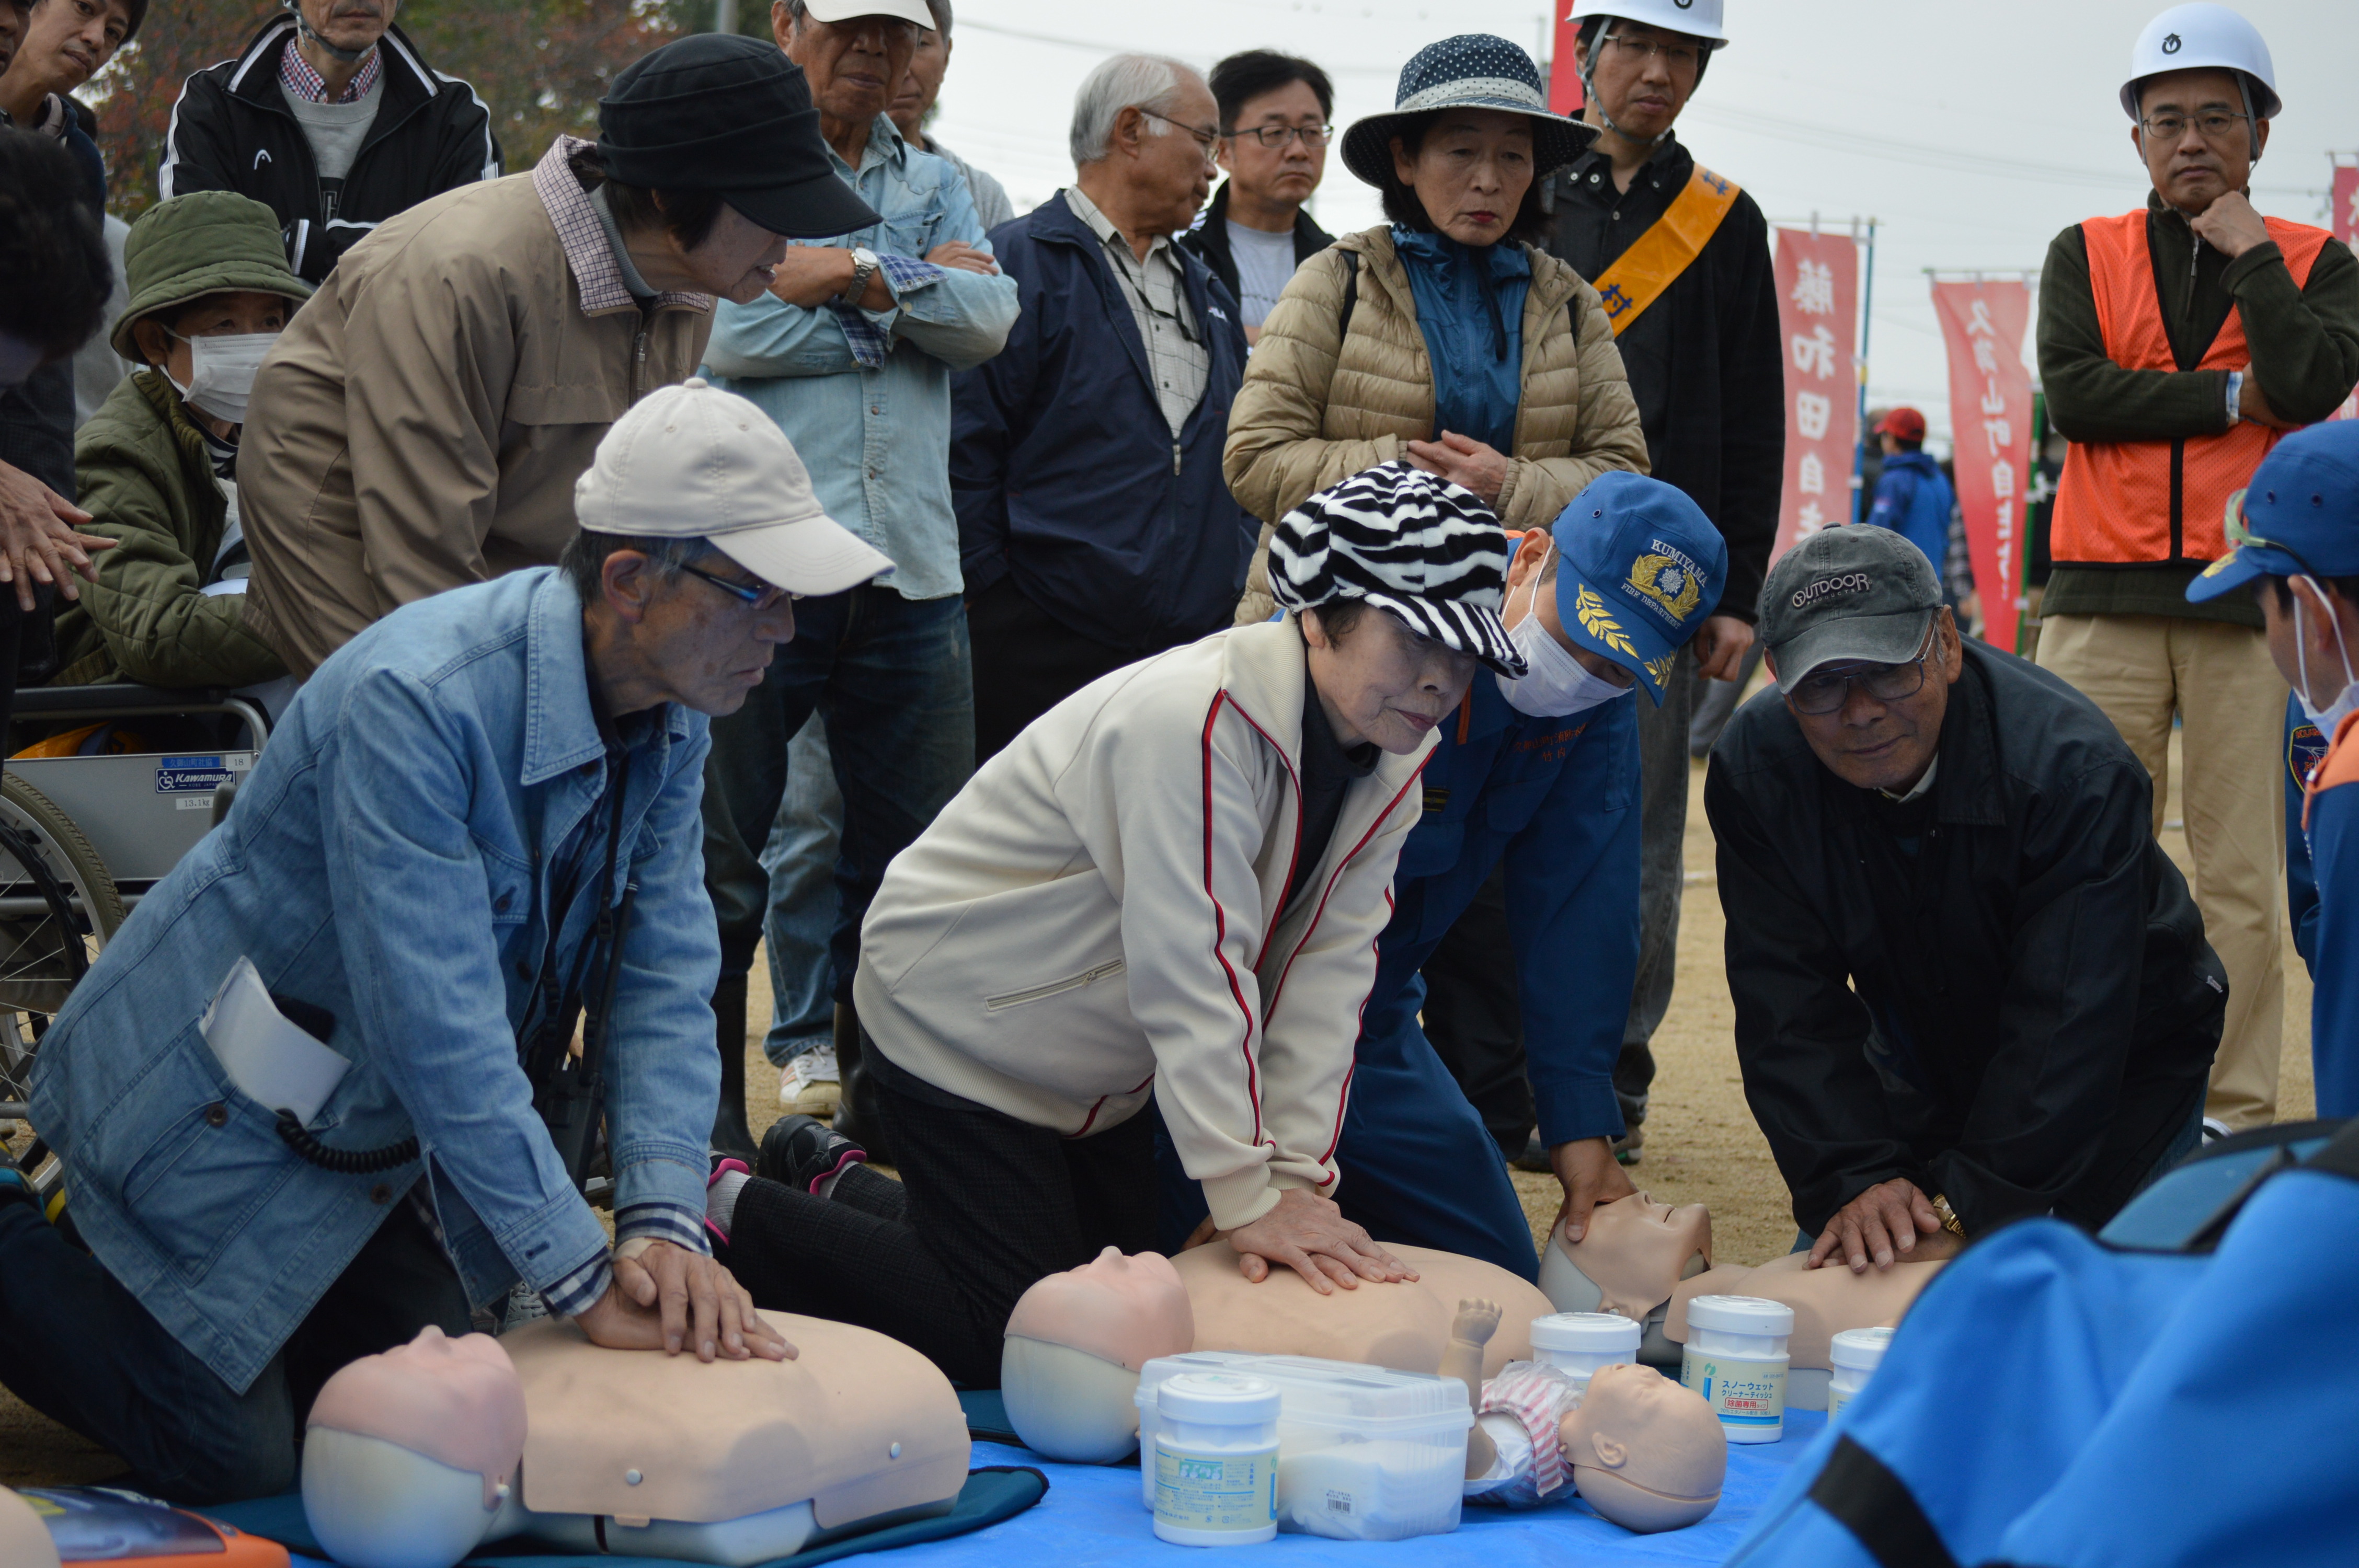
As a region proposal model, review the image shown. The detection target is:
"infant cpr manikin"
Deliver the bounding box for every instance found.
[303,1317,968,1568]
[999,1243,1552,1464]
[1539,1192,1712,1364]
[1664,1250,1944,1409]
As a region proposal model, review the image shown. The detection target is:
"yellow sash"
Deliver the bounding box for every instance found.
[1589,164,1743,337]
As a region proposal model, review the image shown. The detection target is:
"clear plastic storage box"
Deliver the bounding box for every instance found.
[1134,1351,1473,1541]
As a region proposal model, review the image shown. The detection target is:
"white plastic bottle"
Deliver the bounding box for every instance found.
[1680,1295,1793,1444]
[1527,1312,1642,1403]
[1152,1374,1281,1547]
[1826,1327,1895,1422]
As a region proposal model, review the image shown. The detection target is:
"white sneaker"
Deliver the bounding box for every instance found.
[778,1046,841,1115]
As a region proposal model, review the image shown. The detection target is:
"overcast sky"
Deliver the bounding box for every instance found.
[926,0,2356,455]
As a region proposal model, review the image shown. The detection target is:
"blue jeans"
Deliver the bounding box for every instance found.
[759,714,843,1066]
[0,1192,469,1504]
[701,586,974,996]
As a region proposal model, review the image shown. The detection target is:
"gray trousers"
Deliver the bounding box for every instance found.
[1617,657,1701,1128]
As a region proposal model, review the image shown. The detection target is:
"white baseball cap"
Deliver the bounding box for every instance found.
[574,378,894,598]
[799,0,937,27]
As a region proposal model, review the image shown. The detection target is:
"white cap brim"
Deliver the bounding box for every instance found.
[800,0,937,27]
[708,513,896,599]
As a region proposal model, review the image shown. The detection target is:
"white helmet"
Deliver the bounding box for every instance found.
[1570,0,1730,50]
[2120,3,2280,121]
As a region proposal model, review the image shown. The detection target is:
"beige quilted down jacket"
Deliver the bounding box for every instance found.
[1224,225,1648,623]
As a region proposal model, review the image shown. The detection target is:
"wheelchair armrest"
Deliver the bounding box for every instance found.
[13,683,234,716]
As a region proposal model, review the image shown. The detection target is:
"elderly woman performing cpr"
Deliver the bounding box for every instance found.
[705,462,1531,1387]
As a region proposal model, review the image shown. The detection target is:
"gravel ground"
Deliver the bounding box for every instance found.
[0,735,2315,1485]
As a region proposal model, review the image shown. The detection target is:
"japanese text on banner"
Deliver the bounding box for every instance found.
[1770,228,1861,561]
[1931,281,2034,653]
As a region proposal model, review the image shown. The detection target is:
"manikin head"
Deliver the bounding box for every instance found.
[1001,1249,1195,1463]
[1559,1362,1724,1533]
[1547,1191,1711,1319]
[303,1327,527,1568]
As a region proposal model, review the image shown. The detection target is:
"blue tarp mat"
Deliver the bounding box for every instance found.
[220,1412,1826,1567]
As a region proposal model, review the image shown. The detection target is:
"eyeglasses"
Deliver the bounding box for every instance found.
[2225,487,2330,582]
[1140,109,1222,166]
[680,560,794,610]
[1787,628,1937,717]
[1601,34,1704,73]
[1228,123,1333,149]
[2137,110,2254,145]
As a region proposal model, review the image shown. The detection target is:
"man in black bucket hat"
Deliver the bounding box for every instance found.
[237,32,878,679]
[1708,525,2224,1275]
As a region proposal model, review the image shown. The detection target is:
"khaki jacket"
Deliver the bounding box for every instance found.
[853,619,1433,1232]
[237,151,712,677]
[1224,225,1648,623]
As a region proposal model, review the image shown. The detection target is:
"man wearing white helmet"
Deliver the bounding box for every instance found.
[2035,3,2359,1135]
[1425,0,1778,1170]
[0,381,889,1502]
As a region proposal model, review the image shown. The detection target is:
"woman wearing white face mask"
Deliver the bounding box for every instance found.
[53,190,306,689]
[1169,470,1728,1279]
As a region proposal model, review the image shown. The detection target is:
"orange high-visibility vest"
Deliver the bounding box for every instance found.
[2049,209,2333,566]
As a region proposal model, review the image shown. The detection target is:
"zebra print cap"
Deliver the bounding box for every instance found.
[1269,461,1527,678]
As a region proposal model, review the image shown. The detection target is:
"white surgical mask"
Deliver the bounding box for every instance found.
[167,332,278,426]
[1495,535,1636,718]
[2293,579,2359,739]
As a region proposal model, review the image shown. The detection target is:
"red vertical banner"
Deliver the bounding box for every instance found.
[1550,4,1585,115]
[1931,282,2034,653]
[1770,228,1860,562]
[2333,166,2358,422]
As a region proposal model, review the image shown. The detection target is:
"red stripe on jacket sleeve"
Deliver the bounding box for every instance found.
[1203,693,1265,1147]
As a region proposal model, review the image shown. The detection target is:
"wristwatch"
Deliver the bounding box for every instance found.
[842,246,881,305]
[1931,1193,1965,1237]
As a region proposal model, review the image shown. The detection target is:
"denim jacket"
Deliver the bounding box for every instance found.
[30,570,719,1392]
[703,114,1018,602]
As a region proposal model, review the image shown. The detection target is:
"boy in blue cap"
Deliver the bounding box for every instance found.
[1163,471,1727,1276]
[2187,422,2359,1116]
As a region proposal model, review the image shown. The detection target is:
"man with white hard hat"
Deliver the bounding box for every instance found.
[2035,2,2359,1135]
[1425,0,1780,1173]
[0,382,890,1504]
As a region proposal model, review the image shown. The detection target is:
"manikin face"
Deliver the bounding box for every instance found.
[1303,604,1479,755]
[1006,1247,1196,1371]
[1561,1191,1711,1320]
[1559,1361,1724,1525]
[308,1325,527,1504]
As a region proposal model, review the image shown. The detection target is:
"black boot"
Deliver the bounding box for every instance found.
[826,1001,896,1167]
[708,974,758,1163]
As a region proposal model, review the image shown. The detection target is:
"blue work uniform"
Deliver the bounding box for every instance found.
[2286,693,2327,976]
[1865,450,1956,574]
[2305,711,2359,1118]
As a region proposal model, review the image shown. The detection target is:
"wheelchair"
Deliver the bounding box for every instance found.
[0,684,270,1201]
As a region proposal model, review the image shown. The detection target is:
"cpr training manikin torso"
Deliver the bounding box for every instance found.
[302,1317,967,1568]
[1541,1191,1714,1359]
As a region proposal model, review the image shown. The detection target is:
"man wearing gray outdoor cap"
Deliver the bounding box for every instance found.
[1705,525,2225,1278]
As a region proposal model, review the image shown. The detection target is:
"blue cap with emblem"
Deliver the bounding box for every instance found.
[2187,423,2359,603]
[1546,471,1728,704]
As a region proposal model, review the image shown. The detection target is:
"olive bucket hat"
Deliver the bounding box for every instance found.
[1341,33,1596,189]
[110,191,312,361]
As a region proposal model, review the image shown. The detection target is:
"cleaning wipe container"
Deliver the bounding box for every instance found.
[1826,1327,1895,1422]
[1137,1352,1473,1541]
[1152,1373,1280,1547]
[1680,1295,1793,1444]
[1528,1312,1641,1400]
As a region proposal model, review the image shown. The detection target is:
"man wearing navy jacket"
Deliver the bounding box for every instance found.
[951,52,1253,762]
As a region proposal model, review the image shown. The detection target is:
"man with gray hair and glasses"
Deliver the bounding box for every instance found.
[951,51,1254,761]
[1707,525,2224,1281]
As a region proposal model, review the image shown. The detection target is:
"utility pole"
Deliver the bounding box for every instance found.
[714,0,738,33]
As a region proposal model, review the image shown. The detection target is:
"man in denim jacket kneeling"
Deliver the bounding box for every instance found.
[0,380,892,1504]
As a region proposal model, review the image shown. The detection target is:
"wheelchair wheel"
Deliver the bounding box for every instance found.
[0,771,124,1122]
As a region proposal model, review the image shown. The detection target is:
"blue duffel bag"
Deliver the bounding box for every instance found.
[1726,1119,2358,1568]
